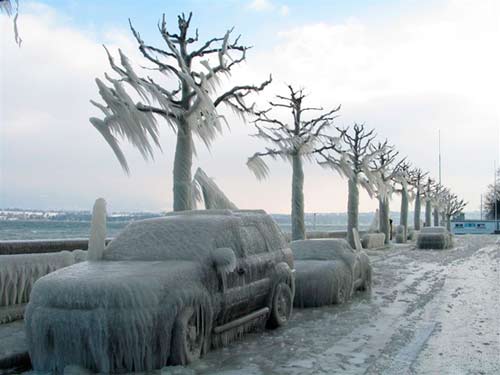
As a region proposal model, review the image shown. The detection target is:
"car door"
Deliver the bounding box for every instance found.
[236,224,274,312]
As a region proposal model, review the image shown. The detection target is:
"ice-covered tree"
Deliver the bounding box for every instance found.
[90,12,271,211]
[247,85,340,240]
[395,161,413,241]
[431,183,446,226]
[317,123,381,248]
[408,168,428,230]
[484,168,500,220]
[0,0,21,46]
[443,192,467,231]
[423,177,435,227]
[370,141,405,245]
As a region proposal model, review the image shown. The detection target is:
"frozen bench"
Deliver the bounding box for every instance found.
[0,250,87,324]
[361,233,386,249]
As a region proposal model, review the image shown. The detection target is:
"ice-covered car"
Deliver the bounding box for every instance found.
[290,239,371,308]
[416,226,453,249]
[25,210,295,373]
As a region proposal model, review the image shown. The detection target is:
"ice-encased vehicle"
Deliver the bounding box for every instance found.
[291,239,371,308]
[25,210,295,373]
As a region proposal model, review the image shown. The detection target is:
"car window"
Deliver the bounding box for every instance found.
[239,225,268,255]
[214,228,244,258]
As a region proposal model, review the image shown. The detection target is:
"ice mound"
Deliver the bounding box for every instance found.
[416,226,453,249]
[361,233,386,249]
[395,225,407,243]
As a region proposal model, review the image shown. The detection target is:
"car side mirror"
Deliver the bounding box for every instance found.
[211,247,237,274]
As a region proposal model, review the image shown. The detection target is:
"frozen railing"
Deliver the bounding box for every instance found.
[0,239,104,324]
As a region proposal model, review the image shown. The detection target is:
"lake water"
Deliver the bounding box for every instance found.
[0,220,358,241]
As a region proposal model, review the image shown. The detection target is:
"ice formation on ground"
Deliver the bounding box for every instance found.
[87,198,107,261]
[395,225,407,243]
[416,227,453,249]
[192,168,238,210]
[291,239,371,307]
[25,210,294,373]
[361,233,386,249]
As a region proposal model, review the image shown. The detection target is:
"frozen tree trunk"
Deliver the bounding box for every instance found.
[414,189,421,230]
[399,189,408,243]
[446,216,452,231]
[346,177,359,248]
[379,197,390,245]
[433,207,440,227]
[173,121,193,211]
[400,189,408,231]
[291,154,305,240]
[425,200,432,227]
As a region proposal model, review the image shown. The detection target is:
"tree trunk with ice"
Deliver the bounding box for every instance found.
[90,12,270,211]
[433,207,440,227]
[379,196,390,245]
[425,199,432,227]
[291,154,305,240]
[347,177,360,247]
[414,188,421,230]
[173,122,193,211]
[409,169,427,231]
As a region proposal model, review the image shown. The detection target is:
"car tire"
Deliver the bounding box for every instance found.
[268,282,293,329]
[170,306,204,365]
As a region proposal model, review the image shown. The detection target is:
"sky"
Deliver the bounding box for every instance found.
[0,0,499,214]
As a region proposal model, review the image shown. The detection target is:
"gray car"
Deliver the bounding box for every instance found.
[25,210,295,373]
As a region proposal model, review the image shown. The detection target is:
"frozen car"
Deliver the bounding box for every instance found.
[290,239,371,308]
[25,210,295,373]
[416,226,453,249]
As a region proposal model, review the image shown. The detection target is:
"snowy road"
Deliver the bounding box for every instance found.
[175,235,499,375]
[5,235,498,375]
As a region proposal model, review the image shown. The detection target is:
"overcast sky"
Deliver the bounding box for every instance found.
[1,0,499,214]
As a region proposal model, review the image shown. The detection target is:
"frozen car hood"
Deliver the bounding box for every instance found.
[29,260,205,310]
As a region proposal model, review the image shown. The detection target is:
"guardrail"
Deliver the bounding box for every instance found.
[0,239,112,255]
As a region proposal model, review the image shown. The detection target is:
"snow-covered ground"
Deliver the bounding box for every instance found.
[170,235,499,375]
[3,235,498,374]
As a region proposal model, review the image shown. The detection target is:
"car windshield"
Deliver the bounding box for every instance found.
[103,216,241,262]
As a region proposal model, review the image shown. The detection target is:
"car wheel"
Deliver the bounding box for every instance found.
[170,306,204,365]
[336,283,347,304]
[268,282,293,328]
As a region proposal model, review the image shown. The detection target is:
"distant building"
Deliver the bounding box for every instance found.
[451,220,499,235]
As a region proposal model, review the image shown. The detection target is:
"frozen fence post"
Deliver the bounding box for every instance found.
[88,198,107,261]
